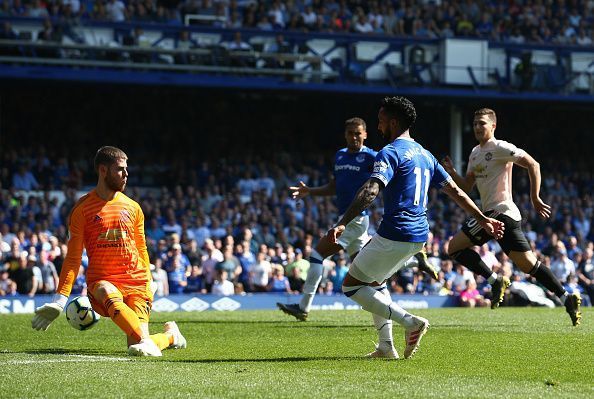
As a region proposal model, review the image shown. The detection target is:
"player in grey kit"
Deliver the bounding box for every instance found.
[442,107,581,326]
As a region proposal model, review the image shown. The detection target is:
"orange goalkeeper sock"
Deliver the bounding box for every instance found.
[150,333,174,350]
[104,293,144,342]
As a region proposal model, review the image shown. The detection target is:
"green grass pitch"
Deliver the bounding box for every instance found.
[0,307,592,398]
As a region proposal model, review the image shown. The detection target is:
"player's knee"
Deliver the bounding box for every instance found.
[92,281,114,299]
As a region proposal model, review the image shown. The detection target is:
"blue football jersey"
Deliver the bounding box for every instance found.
[333,146,377,215]
[370,137,451,242]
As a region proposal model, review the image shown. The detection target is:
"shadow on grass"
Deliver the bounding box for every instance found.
[164,355,361,364]
[6,350,365,364]
[161,320,371,329]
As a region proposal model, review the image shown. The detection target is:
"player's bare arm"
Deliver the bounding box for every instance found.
[289,178,336,199]
[441,155,475,194]
[514,153,551,219]
[328,177,383,243]
[441,180,504,239]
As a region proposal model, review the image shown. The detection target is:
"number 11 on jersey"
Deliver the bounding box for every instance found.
[413,167,431,208]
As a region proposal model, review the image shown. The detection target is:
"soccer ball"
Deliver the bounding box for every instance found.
[65,296,100,331]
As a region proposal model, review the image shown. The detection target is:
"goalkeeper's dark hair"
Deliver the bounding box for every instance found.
[380,96,417,133]
[94,146,128,174]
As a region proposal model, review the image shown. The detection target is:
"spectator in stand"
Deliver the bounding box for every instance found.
[13,164,39,191]
[577,245,594,303]
[215,245,241,283]
[250,251,271,292]
[12,251,38,297]
[212,269,234,295]
[185,264,206,293]
[36,249,59,294]
[0,270,17,296]
[267,264,290,293]
[165,243,190,294]
[328,253,348,293]
[284,248,309,281]
[460,279,491,308]
[550,243,576,283]
[106,0,127,22]
[151,258,169,296]
[162,209,182,236]
[226,31,251,51]
[287,267,304,293]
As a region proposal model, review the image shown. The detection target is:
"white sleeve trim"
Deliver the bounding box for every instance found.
[439,176,453,187]
[371,173,389,186]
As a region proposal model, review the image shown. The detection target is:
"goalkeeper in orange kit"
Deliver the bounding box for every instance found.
[32,146,186,357]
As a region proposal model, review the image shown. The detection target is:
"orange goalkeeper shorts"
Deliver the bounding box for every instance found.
[87,280,153,323]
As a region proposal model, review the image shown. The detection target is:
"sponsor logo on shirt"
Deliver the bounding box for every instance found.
[335,164,361,171]
[97,228,128,248]
[472,164,487,178]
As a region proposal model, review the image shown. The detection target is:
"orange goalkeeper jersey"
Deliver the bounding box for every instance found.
[57,190,151,297]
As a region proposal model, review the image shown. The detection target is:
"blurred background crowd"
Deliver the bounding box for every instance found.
[2,0,594,45]
[2,142,594,308]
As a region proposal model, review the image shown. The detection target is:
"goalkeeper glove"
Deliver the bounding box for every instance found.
[31,294,68,331]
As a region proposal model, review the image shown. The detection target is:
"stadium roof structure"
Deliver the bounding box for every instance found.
[1,17,593,104]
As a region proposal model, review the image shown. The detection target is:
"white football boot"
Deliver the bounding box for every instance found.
[128,338,163,357]
[164,321,187,349]
[366,343,399,360]
[404,316,429,359]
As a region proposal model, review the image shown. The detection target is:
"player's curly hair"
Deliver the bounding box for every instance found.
[380,96,417,132]
[94,146,128,174]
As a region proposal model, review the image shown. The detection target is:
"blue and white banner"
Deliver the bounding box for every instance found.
[0,294,459,314]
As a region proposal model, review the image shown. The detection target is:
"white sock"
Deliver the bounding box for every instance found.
[372,284,394,351]
[300,250,326,312]
[487,273,498,284]
[344,285,416,328]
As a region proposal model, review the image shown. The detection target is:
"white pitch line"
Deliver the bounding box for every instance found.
[5,354,132,365]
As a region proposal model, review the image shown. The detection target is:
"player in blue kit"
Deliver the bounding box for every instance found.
[277,118,436,322]
[328,97,504,359]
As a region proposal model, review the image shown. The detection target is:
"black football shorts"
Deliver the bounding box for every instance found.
[461,210,531,254]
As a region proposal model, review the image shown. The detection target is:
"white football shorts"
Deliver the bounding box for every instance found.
[337,214,371,257]
[349,234,424,284]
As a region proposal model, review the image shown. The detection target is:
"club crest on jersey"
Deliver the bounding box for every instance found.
[373,161,388,174]
[93,215,102,223]
[485,152,493,161]
[356,154,365,163]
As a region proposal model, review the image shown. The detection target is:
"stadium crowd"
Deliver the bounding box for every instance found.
[1,146,593,308]
[1,0,594,46]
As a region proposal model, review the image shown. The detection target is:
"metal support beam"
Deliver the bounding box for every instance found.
[449,105,463,174]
